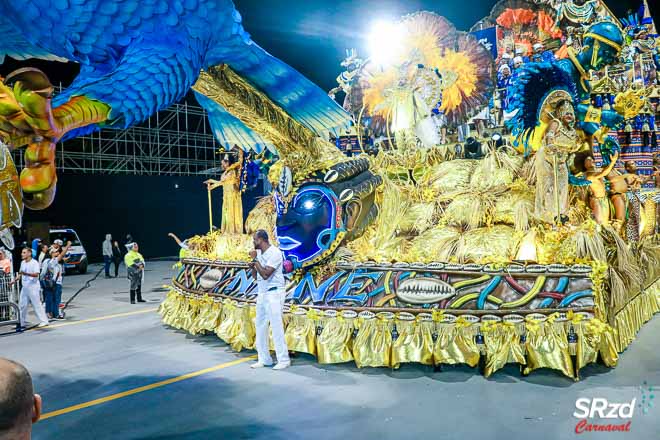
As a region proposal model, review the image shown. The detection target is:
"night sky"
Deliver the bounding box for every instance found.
[0,0,654,93]
[235,0,653,91]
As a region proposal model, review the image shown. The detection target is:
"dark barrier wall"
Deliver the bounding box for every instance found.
[18,173,260,262]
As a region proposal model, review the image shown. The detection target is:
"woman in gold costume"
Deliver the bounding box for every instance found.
[535,97,583,223]
[205,154,244,234]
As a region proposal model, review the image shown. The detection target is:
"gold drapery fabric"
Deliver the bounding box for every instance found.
[433,318,480,367]
[284,308,319,356]
[159,280,659,378]
[523,315,574,378]
[481,321,526,377]
[613,281,660,351]
[391,318,435,367]
[353,316,393,368]
[316,313,356,364]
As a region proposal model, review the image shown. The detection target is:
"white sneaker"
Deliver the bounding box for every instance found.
[272,362,290,370]
[37,322,49,328]
[250,362,271,369]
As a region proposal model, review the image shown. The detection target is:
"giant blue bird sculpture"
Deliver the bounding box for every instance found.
[0,0,348,227]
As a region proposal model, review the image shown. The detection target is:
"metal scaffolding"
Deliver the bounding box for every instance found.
[12,99,222,176]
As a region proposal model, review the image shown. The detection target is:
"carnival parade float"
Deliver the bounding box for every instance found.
[0,1,659,379]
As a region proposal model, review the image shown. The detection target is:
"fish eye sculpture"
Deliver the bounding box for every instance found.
[274,158,382,269]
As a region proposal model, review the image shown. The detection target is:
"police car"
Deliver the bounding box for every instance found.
[49,228,88,274]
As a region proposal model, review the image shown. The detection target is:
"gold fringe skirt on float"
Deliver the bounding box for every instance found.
[315,311,356,364]
[612,280,660,352]
[158,282,657,379]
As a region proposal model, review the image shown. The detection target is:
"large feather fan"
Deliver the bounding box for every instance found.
[470,0,563,52]
[506,61,578,152]
[361,12,493,126]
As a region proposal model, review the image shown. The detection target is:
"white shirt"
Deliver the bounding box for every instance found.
[255,245,284,294]
[20,259,41,288]
[41,258,63,285]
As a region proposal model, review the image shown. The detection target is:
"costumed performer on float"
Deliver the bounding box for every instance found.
[508,21,625,161]
[534,91,585,223]
[204,153,244,235]
[576,152,620,225]
[507,21,628,224]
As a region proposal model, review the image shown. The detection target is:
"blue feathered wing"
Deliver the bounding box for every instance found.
[0,0,350,150]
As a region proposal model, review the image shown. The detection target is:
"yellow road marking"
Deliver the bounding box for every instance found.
[29,308,159,331]
[41,355,257,420]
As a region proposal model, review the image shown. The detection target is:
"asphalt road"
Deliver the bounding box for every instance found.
[1,262,658,439]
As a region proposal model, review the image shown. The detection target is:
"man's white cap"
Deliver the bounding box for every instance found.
[513,56,524,64]
[515,47,525,55]
[498,64,511,72]
[54,239,63,246]
[533,43,543,50]
[501,52,512,59]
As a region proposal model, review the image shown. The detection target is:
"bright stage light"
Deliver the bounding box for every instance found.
[367,20,404,67]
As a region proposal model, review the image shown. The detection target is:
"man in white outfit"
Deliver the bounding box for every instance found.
[13,248,48,329]
[248,230,290,370]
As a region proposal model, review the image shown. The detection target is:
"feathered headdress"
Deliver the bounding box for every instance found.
[361,11,493,127]
[506,61,578,153]
[621,2,657,40]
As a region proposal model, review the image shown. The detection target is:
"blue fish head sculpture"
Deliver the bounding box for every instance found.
[273,158,381,269]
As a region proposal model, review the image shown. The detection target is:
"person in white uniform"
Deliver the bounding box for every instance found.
[248,230,290,370]
[12,248,48,328]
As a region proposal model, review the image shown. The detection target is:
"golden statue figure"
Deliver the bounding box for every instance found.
[204,154,244,234]
[534,95,583,223]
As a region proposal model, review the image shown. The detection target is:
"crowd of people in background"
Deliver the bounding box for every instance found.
[100,233,146,304]
[0,239,73,330]
[0,231,149,329]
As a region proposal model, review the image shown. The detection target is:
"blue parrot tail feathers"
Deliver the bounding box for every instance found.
[211,41,351,137]
[52,37,206,133]
[194,92,275,155]
[0,15,68,64]
[506,61,578,150]
[60,124,102,142]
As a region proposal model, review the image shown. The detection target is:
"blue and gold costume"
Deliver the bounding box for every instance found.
[508,21,625,165]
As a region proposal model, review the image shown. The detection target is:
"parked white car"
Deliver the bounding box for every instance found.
[50,228,88,274]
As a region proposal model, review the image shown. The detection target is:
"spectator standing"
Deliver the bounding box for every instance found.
[111,241,123,278]
[13,248,48,328]
[124,243,146,304]
[40,243,70,321]
[0,249,11,275]
[102,234,113,278]
[36,244,49,266]
[0,358,43,440]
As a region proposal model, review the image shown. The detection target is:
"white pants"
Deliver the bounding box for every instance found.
[19,285,48,326]
[255,290,289,365]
